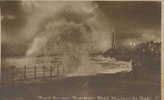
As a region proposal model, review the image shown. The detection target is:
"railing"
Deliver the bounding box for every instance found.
[1,62,65,87]
[21,64,65,80]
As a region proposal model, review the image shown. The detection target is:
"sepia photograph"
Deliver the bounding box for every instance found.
[0,1,162,100]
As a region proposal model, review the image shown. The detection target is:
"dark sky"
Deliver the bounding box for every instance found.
[0,1,161,57]
[98,1,161,38]
[97,1,161,47]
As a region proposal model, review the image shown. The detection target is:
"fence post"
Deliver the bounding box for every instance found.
[50,65,53,79]
[63,66,65,73]
[43,66,45,78]
[57,64,59,77]
[24,65,27,80]
[34,65,37,79]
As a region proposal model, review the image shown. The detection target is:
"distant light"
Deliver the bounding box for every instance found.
[130,42,133,46]
[133,42,136,46]
[129,41,136,47]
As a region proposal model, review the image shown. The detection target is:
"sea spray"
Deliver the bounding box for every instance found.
[10,1,115,77]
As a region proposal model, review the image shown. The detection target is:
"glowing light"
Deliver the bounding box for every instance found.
[129,41,136,47]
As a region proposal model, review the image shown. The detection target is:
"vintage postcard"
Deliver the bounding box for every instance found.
[0,1,163,100]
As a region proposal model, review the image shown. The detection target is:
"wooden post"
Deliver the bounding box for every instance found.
[43,66,45,78]
[34,66,37,79]
[24,65,27,80]
[50,65,53,79]
[63,66,65,73]
[57,64,59,77]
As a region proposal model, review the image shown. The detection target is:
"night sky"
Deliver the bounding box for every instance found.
[0,1,161,57]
